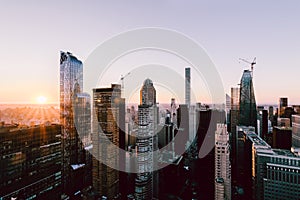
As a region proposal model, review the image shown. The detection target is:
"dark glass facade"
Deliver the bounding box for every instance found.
[239,70,258,131]
[0,124,62,200]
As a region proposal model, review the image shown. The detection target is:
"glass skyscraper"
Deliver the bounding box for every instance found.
[239,70,257,131]
[60,51,91,197]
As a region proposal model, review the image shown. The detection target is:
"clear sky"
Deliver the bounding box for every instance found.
[1,1,300,104]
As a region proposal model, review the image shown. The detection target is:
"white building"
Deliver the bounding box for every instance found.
[215,124,231,200]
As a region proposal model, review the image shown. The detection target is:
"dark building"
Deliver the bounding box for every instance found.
[195,108,226,200]
[232,126,255,200]
[279,97,288,117]
[92,84,125,199]
[258,109,268,140]
[0,124,62,200]
[272,126,292,150]
[175,104,189,155]
[269,106,274,121]
[239,70,258,132]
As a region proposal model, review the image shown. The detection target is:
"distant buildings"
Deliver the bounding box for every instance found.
[215,124,231,200]
[0,124,62,200]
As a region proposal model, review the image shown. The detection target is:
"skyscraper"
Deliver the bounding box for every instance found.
[292,114,300,148]
[60,51,91,197]
[185,67,191,107]
[239,70,257,131]
[215,124,231,200]
[135,79,158,199]
[230,87,239,135]
[279,97,288,117]
[92,84,125,199]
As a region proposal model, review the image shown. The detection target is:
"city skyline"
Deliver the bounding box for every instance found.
[1,1,300,104]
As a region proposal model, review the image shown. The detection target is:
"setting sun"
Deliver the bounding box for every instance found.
[37,96,47,104]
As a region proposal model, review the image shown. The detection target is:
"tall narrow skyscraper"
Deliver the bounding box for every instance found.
[60,51,91,197]
[135,79,158,200]
[239,70,257,131]
[215,124,231,200]
[185,67,191,107]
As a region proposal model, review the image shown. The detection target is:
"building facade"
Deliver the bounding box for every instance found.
[135,79,158,199]
[292,114,300,148]
[239,70,257,131]
[59,51,92,197]
[0,124,62,200]
[92,84,125,199]
[215,124,231,200]
[185,67,191,107]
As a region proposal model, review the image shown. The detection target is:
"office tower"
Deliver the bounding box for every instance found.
[263,153,300,200]
[230,87,239,181]
[176,104,189,155]
[239,70,258,131]
[269,106,274,120]
[195,108,226,200]
[225,94,231,124]
[258,109,268,139]
[233,126,255,200]
[135,79,158,199]
[292,114,300,148]
[215,124,231,200]
[92,84,125,199]
[0,124,62,200]
[279,97,288,117]
[60,51,91,197]
[125,107,137,150]
[185,67,191,107]
[171,98,177,125]
[189,105,197,144]
[244,132,300,200]
[230,88,239,139]
[272,126,292,149]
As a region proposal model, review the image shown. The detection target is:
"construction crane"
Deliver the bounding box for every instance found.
[120,72,131,97]
[239,57,256,74]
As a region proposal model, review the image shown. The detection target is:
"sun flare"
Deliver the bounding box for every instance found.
[37,96,47,104]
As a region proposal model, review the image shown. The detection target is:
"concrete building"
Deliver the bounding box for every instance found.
[215,124,231,200]
[292,114,300,148]
[135,79,159,199]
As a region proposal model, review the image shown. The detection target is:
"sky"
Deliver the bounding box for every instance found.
[0,1,300,104]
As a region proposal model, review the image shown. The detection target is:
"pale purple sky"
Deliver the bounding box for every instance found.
[0,1,300,104]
